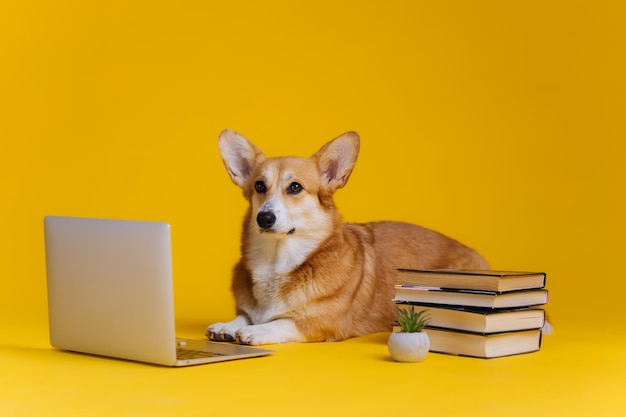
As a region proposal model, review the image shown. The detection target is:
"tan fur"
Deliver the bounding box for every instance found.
[207,130,489,345]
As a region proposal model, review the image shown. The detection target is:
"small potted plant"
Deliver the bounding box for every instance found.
[388,305,431,362]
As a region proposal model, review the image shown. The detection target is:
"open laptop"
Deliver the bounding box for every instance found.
[44,216,273,366]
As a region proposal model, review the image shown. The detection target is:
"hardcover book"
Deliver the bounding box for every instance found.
[420,327,543,359]
[393,286,548,309]
[396,269,546,292]
[397,303,546,334]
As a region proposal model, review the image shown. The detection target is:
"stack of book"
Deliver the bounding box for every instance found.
[393,269,548,359]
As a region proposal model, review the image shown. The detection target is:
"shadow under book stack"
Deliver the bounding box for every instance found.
[393,269,548,359]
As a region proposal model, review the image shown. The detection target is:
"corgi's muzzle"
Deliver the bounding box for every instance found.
[256,210,296,234]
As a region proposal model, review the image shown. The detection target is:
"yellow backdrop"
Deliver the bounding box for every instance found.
[2,2,626,416]
[2,0,625,351]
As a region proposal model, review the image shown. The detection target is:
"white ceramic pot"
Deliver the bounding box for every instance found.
[388,331,430,363]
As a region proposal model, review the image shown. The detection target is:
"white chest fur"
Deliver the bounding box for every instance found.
[244,234,319,323]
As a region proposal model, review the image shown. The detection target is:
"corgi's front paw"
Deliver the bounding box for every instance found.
[206,322,237,342]
[235,326,266,345]
[235,319,304,345]
[206,315,250,342]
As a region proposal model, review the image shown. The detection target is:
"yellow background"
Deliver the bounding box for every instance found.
[1,1,625,416]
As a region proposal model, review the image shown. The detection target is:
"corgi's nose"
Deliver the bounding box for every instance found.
[257,211,276,229]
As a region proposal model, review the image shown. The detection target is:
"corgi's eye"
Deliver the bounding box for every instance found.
[287,182,303,195]
[254,181,267,193]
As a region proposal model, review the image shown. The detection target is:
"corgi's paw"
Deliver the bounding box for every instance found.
[542,320,553,335]
[206,316,249,342]
[235,326,267,345]
[235,319,304,345]
[206,323,236,342]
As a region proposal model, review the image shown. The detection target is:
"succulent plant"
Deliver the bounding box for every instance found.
[397,305,430,333]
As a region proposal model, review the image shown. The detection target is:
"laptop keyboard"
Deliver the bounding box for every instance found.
[176,348,227,360]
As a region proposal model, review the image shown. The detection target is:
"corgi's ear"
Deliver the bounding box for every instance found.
[314,131,360,193]
[218,129,265,188]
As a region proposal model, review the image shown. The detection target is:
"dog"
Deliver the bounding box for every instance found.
[206,130,489,345]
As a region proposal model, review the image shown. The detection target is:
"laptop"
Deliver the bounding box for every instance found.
[43,216,273,366]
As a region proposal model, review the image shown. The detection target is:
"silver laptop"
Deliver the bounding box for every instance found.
[44,216,273,366]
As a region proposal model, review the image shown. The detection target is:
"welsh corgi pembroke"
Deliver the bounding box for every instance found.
[207,130,489,345]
